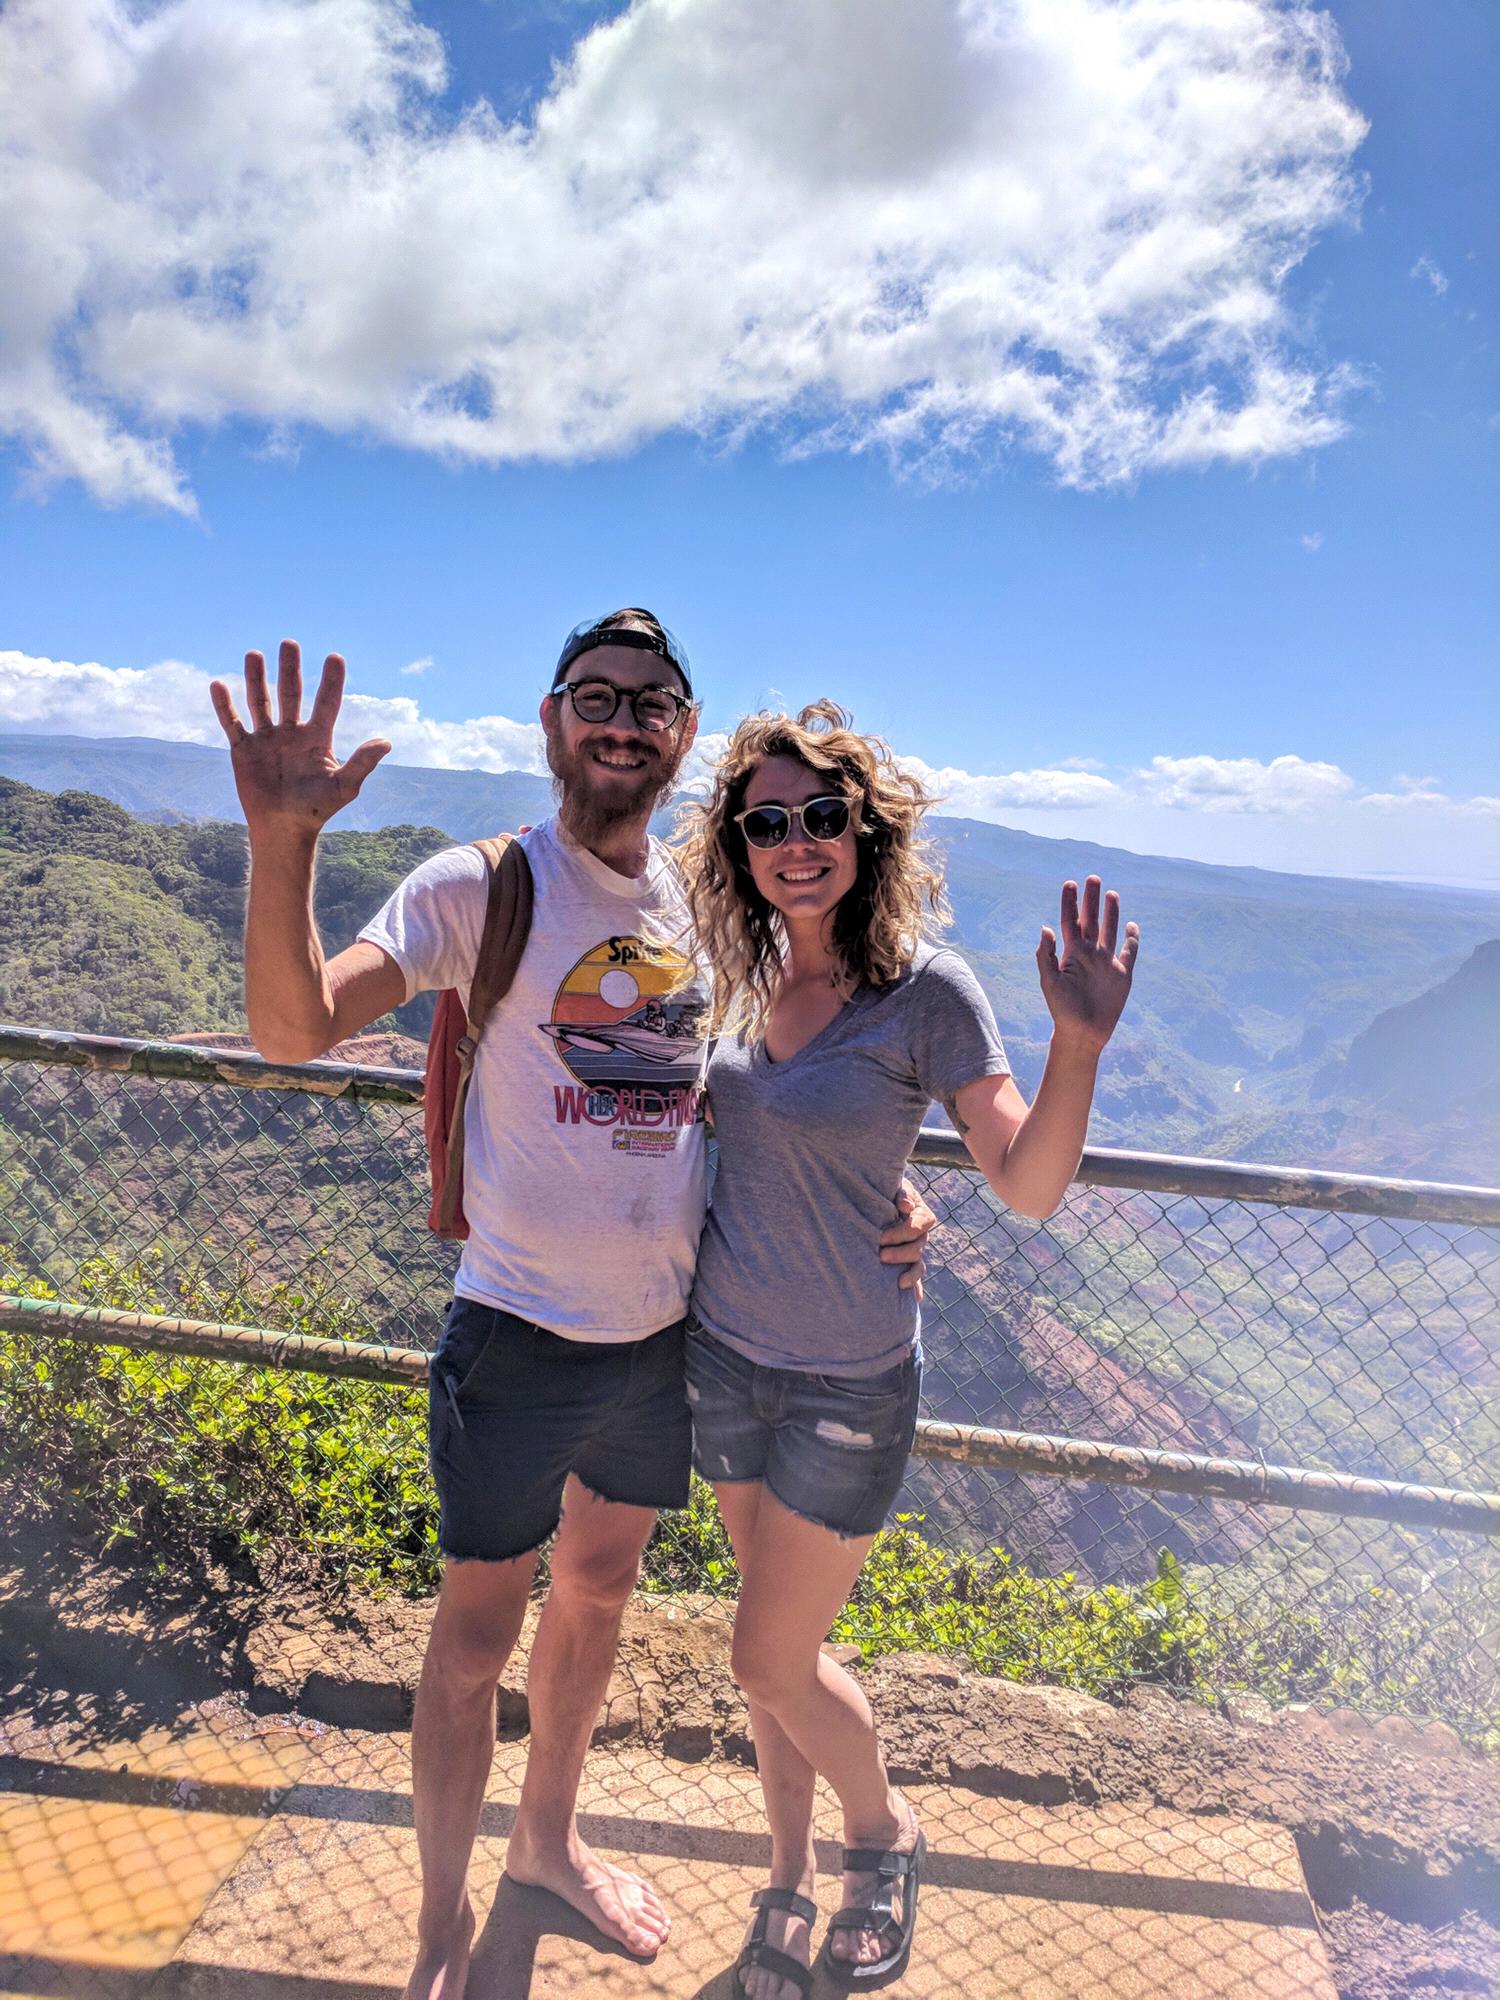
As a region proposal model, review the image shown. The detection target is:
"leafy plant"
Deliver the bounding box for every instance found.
[1,1242,1492,1747]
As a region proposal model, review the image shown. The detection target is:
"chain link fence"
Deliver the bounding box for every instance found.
[2,1024,1496,1743]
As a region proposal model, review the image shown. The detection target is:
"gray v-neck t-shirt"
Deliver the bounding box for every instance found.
[690,942,1010,1376]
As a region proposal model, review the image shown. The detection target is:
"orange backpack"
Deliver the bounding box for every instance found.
[424,835,535,1239]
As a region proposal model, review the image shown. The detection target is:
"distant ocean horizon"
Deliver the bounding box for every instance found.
[1348,871,1500,895]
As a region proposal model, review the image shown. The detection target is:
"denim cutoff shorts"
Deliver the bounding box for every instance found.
[684,1321,921,1539]
[428,1297,692,1564]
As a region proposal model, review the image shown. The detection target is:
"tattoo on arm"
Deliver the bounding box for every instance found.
[943,1094,971,1139]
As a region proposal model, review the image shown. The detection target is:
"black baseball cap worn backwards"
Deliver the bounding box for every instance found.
[553,608,692,695]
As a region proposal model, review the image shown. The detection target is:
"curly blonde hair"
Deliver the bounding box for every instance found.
[674,700,949,1036]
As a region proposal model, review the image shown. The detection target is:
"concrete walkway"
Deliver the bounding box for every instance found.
[1,1702,1339,2000]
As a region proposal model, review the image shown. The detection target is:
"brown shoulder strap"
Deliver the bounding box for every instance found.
[435,835,535,1236]
[467,835,534,1040]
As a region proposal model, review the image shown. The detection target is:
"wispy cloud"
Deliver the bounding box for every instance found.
[901,758,1123,813]
[1300,531,1324,552]
[0,0,1367,513]
[1410,254,1449,296]
[1356,780,1500,817]
[400,656,437,677]
[11,652,1492,840]
[0,646,549,773]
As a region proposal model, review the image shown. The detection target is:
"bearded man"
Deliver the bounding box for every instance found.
[211,610,930,2000]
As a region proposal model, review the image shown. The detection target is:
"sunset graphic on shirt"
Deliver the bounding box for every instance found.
[539,934,708,1104]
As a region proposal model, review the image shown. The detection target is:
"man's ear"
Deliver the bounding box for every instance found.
[681,704,700,754]
[539,690,558,728]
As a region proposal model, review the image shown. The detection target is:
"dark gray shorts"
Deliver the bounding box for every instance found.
[428,1297,692,1563]
[684,1323,921,1540]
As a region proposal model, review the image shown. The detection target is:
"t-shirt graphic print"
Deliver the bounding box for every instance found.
[543,934,708,1159]
[359,816,709,1342]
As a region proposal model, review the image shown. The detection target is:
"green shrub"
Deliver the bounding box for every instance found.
[1,1243,440,1591]
[832,1527,1206,1697]
[1,1243,1492,1746]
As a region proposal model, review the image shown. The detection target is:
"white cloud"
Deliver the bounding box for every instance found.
[0,647,220,741]
[0,645,549,772]
[3,648,1497,880]
[902,757,1122,813]
[0,0,1368,512]
[400,655,436,676]
[1410,254,1449,296]
[679,729,729,789]
[1300,530,1323,552]
[11,648,1496,824]
[340,692,548,773]
[1136,752,1355,814]
[1357,785,1500,817]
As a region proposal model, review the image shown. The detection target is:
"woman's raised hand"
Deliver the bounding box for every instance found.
[209,640,393,834]
[1036,875,1139,1053]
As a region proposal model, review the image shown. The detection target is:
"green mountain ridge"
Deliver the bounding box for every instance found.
[6,729,1498,911]
[0,732,555,838]
[0,759,1496,1180]
[1326,938,1500,1119]
[0,777,450,1044]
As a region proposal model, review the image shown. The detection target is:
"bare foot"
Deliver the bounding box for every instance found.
[403,1895,475,1999]
[504,1828,670,1958]
[830,1795,921,1970]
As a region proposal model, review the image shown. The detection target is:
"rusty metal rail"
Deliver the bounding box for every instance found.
[7,1295,1497,1539]
[6,1021,1497,1226]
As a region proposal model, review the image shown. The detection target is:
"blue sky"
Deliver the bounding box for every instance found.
[1,0,1495,885]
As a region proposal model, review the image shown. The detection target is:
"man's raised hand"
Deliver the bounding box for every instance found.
[209,641,392,835]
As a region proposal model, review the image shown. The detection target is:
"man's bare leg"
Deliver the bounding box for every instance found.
[403,1550,538,2000]
[503,1475,670,1956]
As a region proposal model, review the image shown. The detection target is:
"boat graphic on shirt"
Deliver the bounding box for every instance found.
[541,934,708,1144]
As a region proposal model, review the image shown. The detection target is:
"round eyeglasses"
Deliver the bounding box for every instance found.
[550,678,692,733]
[732,795,852,849]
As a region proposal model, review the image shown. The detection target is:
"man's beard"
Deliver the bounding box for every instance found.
[544,721,690,848]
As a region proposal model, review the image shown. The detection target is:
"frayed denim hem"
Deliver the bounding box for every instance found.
[763,1474,884,1545]
[440,1521,557,1567]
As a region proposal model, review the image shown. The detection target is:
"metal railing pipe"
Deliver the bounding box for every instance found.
[911,1418,1500,1536]
[910,1128,1500,1226]
[0,1296,428,1387]
[7,1297,1497,1538]
[4,1022,1498,1226]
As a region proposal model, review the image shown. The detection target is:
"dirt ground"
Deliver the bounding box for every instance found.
[3,1517,1496,2000]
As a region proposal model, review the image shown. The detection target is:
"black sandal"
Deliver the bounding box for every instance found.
[733,1886,818,1999]
[820,1828,927,1990]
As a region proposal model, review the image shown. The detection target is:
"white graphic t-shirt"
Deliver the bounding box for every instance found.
[359,817,710,1341]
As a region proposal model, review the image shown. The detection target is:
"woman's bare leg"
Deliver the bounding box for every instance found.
[715,1481,819,2000]
[718,1485,920,1974]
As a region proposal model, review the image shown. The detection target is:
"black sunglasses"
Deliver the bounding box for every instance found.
[551,677,692,733]
[732,795,852,849]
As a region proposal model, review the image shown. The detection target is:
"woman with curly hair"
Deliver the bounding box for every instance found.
[675,701,1138,1999]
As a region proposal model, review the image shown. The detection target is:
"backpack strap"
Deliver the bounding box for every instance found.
[433,834,535,1237]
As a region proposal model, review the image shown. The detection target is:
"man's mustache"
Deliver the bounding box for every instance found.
[579,735,664,766]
